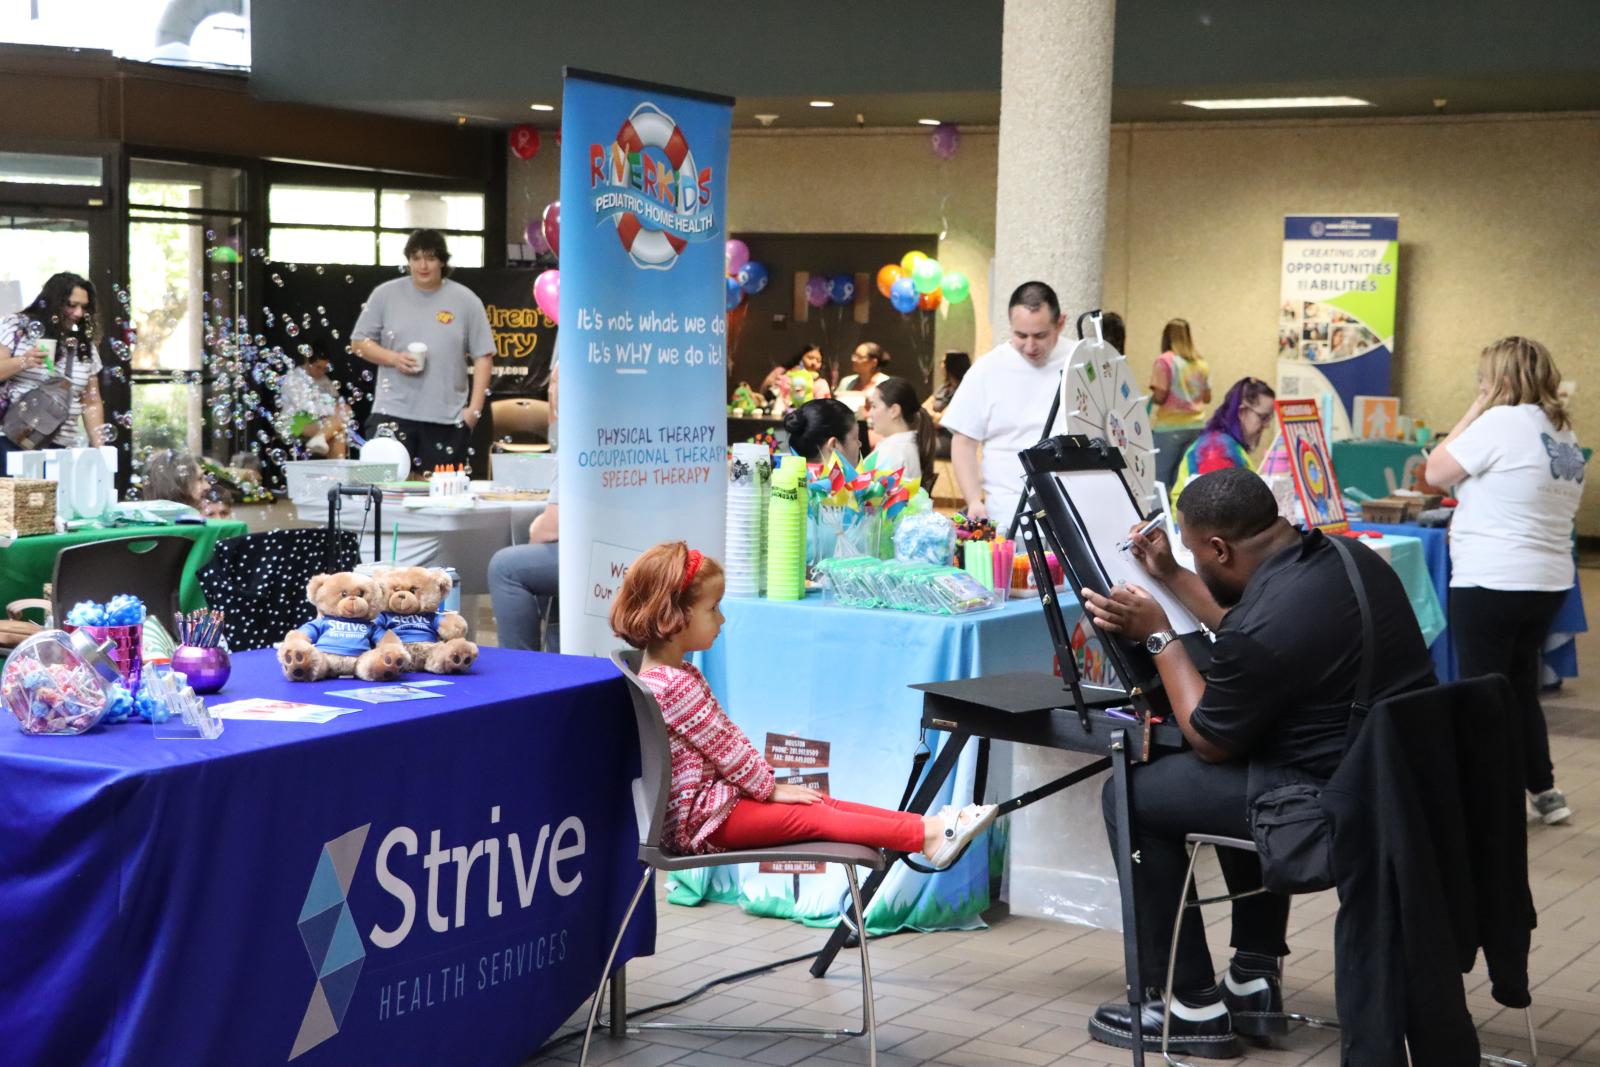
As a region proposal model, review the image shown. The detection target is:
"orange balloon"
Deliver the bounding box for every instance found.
[876,264,903,298]
[919,289,942,311]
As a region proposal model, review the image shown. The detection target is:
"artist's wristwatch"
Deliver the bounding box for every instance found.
[1144,629,1177,656]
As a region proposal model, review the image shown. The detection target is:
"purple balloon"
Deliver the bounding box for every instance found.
[541,200,561,258]
[931,122,961,162]
[805,275,831,308]
[523,219,551,256]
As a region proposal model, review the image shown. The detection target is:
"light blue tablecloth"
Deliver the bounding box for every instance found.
[1375,533,1446,648]
[690,593,1057,935]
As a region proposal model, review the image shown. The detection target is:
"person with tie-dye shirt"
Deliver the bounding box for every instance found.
[1150,318,1213,490]
[1169,378,1276,508]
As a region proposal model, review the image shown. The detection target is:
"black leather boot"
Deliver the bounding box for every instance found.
[1224,957,1287,1038]
[1088,989,1243,1058]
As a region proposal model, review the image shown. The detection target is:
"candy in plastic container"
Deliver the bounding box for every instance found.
[1,629,124,736]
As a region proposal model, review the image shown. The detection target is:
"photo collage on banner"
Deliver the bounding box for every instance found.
[1276,214,1399,441]
[558,70,733,656]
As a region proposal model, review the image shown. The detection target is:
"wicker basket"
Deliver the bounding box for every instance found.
[1362,495,1425,524]
[0,478,57,536]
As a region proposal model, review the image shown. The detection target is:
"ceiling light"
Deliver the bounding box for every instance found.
[529,103,555,112]
[917,118,940,126]
[809,100,834,108]
[1179,96,1371,110]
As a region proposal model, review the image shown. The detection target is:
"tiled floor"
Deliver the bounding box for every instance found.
[526,568,1600,1067]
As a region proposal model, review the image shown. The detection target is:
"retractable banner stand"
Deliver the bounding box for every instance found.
[559,69,732,656]
[1276,214,1399,440]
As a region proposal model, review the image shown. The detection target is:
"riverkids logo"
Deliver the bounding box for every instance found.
[436,310,455,325]
[587,101,717,270]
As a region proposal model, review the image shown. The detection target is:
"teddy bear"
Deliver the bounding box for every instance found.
[373,566,478,674]
[278,572,408,682]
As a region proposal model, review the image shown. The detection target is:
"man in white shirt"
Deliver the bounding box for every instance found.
[941,281,1074,526]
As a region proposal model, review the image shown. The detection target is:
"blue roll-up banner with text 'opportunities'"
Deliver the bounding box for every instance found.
[559,69,732,655]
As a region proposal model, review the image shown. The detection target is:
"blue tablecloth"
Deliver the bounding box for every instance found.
[1353,522,1587,681]
[692,593,1057,935]
[0,648,652,1067]
[1374,533,1446,648]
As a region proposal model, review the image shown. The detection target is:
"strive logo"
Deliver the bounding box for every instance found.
[290,824,370,1060]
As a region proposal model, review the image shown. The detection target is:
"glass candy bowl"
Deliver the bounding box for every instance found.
[2,629,124,735]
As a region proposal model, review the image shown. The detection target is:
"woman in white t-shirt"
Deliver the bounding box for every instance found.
[1426,336,1583,824]
[835,342,891,405]
[863,377,935,482]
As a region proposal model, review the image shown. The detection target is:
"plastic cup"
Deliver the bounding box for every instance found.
[405,342,428,374]
[35,338,56,372]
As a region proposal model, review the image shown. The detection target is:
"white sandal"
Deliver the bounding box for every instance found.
[925,803,999,870]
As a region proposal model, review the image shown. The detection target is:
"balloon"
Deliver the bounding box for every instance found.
[919,289,942,312]
[941,270,971,303]
[726,276,744,311]
[889,277,918,314]
[899,251,928,276]
[208,245,240,263]
[533,269,560,324]
[523,219,551,256]
[912,256,943,294]
[541,200,561,258]
[876,264,903,298]
[829,272,856,305]
[930,122,960,161]
[725,239,751,276]
[738,261,769,294]
[509,124,541,160]
[805,275,830,308]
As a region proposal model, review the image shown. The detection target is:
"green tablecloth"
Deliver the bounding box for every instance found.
[0,521,248,614]
[1331,439,1428,498]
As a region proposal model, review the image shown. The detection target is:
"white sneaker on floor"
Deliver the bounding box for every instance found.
[1530,788,1572,825]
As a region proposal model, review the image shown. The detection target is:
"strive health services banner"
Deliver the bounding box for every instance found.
[559,69,732,655]
[1276,214,1399,440]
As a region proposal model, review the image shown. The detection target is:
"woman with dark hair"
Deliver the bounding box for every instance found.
[924,350,970,423]
[783,398,860,467]
[836,341,890,402]
[142,448,235,518]
[760,344,831,404]
[1168,377,1276,506]
[0,271,105,452]
[864,377,935,481]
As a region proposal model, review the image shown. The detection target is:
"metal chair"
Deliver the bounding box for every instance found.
[52,534,193,633]
[1161,834,1537,1067]
[579,649,888,1066]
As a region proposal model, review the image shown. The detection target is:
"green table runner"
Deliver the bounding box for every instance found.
[0,521,249,615]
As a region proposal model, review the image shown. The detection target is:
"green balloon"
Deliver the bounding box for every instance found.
[912,256,942,294]
[941,270,971,303]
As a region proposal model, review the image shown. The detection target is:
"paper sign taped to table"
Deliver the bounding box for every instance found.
[586,539,642,619]
[766,733,831,770]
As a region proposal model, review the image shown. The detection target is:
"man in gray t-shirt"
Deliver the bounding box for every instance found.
[350,229,496,472]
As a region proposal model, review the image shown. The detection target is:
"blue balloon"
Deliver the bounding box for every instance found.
[725,276,744,310]
[889,277,918,313]
[829,272,856,305]
[738,261,769,294]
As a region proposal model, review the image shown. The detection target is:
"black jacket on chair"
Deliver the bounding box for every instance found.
[1321,675,1534,1067]
[197,528,360,651]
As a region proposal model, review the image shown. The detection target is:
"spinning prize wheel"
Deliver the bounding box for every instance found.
[1062,337,1160,511]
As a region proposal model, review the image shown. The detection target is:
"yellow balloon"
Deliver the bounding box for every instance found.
[899,251,928,276]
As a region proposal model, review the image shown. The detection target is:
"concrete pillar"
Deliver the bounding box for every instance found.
[994,0,1124,928]
[993,0,1115,324]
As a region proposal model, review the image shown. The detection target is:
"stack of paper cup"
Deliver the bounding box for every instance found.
[765,458,807,600]
[724,444,768,598]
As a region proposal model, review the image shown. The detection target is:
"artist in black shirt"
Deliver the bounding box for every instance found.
[1079,468,1434,1057]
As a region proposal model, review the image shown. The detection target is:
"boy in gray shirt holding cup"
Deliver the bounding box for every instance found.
[351,229,496,473]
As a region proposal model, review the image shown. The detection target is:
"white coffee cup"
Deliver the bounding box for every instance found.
[34,338,57,370]
[405,341,428,374]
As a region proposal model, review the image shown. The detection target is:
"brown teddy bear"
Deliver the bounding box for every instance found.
[278,572,408,682]
[374,566,478,674]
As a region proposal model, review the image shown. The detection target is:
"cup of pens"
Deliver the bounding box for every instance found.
[172,610,230,694]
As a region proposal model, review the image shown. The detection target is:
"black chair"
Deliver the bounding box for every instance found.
[196,528,360,651]
[578,649,888,1066]
[53,534,192,633]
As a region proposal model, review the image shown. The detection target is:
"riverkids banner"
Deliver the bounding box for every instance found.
[559,69,733,655]
[1276,214,1399,441]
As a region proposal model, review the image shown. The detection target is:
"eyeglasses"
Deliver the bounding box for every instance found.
[1243,406,1276,422]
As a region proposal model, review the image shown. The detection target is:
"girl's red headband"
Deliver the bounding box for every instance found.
[680,549,704,591]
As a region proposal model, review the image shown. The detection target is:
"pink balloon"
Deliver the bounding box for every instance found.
[523,219,551,256]
[725,239,750,277]
[931,122,961,161]
[541,200,561,259]
[533,269,560,324]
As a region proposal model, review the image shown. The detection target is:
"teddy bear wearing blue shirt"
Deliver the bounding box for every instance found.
[278,572,408,682]
[374,566,478,674]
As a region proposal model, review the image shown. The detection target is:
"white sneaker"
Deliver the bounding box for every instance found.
[1530,788,1572,825]
[925,804,999,870]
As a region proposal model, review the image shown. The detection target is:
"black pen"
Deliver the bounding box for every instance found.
[1117,517,1163,553]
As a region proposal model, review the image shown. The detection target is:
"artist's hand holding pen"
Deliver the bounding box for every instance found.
[1124,519,1179,583]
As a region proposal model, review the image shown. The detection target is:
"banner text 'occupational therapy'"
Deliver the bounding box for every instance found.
[579,422,720,489]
